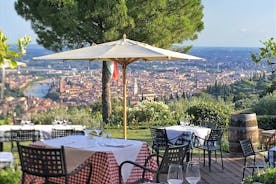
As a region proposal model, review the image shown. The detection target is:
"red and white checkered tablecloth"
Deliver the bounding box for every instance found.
[23,143,155,184]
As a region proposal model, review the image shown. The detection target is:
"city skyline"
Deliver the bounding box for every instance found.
[0,0,275,47]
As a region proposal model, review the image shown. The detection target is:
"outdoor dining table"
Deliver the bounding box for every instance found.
[26,135,154,184]
[0,124,85,151]
[165,125,211,144]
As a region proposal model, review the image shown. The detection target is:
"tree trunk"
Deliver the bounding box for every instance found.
[102,61,112,125]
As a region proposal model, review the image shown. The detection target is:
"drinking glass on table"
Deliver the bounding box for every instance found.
[185,161,200,184]
[91,119,103,136]
[167,164,184,184]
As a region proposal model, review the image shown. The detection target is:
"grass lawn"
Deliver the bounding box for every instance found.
[106,128,152,145]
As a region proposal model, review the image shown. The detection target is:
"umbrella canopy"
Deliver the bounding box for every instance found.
[34,34,204,139]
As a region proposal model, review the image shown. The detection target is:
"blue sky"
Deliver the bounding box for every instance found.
[0,0,275,47]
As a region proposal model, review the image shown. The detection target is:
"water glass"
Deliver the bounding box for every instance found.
[185,161,200,184]
[167,164,184,184]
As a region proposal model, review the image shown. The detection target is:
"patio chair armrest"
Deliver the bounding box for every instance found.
[144,153,159,167]
[119,160,157,184]
[120,160,157,173]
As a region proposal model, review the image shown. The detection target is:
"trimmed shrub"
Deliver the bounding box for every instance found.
[187,101,233,128]
[251,92,276,115]
[257,115,276,130]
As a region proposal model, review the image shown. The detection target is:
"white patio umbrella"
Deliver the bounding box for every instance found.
[1,59,27,99]
[34,34,204,139]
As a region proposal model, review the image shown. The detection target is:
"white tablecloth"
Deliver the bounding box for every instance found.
[0,124,85,140]
[165,125,211,144]
[43,135,144,182]
[0,152,13,168]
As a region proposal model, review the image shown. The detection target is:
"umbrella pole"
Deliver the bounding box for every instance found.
[122,63,127,139]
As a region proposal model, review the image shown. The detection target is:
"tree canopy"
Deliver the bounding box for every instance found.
[15,0,204,49]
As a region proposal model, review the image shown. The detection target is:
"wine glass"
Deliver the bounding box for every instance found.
[185,161,200,184]
[167,164,184,184]
[92,119,103,136]
[94,129,102,136]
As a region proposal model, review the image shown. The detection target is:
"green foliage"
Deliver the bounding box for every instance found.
[251,38,276,73]
[31,107,101,128]
[168,98,193,123]
[46,91,60,100]
[0,119,8,125]
[205,74,275,109]
[186,94,234,128]
[257,115,276,130]
[0,168,21,184]
[234,97,258,110]
[0,30,31,67]
[128,100,174,127]
[251,92,276,115]
[15,0,204,50]
[244,168,276,184]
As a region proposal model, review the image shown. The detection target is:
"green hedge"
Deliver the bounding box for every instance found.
[257,115,276,130]
[0,169,21,184]
[244,168,276,184]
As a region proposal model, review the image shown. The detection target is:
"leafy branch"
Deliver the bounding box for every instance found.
[251,38,276,73]
[0,30,31,68]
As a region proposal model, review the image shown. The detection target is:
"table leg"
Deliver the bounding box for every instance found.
[0,142,3,151]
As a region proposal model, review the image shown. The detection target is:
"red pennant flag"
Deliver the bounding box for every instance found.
[112,62,119,80]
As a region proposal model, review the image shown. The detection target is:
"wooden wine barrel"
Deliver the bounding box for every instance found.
[228,113,259,154]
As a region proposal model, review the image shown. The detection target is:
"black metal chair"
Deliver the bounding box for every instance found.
[151,128,171,152]
[150,128,176,164]
[174,131,194,162]
[240,139,267,180]
[51,129,75,138]
[119,144,189,184]
[4,129,40,152]
[17,142,93,184]
[195,128,224,171]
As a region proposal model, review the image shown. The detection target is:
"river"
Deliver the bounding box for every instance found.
[23,82,52,98]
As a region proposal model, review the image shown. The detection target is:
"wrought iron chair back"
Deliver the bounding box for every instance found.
[17,142,92,184]
[4,130,40,152]
[174,131,194,161]
[119,144,189,184]
[150,128,172,153]
[51,129,74,138]
[240,139,255,157]
[158,145,188,174]
[239,139,266,180]
[195,128,224,171]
